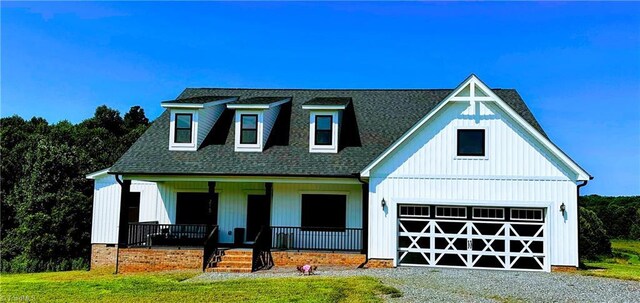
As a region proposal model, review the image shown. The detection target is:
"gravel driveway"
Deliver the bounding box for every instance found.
[192,267,640,302]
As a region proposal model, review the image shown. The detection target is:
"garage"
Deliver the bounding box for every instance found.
[398,205,547,271]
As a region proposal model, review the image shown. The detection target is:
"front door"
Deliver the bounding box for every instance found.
[246,194,270,242]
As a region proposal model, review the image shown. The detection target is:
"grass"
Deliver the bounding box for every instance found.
[581,239,640,281]
[0,270,401,303]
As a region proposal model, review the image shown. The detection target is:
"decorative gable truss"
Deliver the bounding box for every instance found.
[360,74,592,181]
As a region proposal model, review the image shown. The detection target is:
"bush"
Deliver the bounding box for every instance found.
[579,207,611,260]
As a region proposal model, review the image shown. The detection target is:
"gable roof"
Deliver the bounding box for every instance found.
[109,86,550,177]
[359,75,591,180]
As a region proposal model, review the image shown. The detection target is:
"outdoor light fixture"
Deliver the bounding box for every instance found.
[560,203,566,215]
[381,198,387,209]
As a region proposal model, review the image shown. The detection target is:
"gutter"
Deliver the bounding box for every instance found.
[576,179,590,268]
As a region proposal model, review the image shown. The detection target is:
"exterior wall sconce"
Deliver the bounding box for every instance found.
[381,198,386,209]
[560,203,566,216]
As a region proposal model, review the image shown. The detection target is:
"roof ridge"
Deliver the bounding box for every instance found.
[182,87,513,91]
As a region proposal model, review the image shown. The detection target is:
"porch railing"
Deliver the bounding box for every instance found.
[270,226,363,252]
[127,222,212,247]
[252,225,274,272]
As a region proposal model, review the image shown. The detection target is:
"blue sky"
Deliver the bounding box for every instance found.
[2,2,639,195]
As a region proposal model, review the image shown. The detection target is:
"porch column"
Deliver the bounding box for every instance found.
[117,179,132,247]
[265,182,273,225]
[362,182,369,254]
[207,182,217,225]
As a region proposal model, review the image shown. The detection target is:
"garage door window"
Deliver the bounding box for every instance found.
[472,207,505,220]
[435,206,467,218]
[399,205,430,217]
[510,208,543,221]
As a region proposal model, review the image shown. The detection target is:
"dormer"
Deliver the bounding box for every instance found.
[301,98,351,153]
[161,96,237,151]
[227,97,291,152]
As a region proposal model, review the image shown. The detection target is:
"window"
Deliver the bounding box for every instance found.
[510,208,544,222]
[457,129,485,156]
[127,192,141,223]
[176,193,212,224]
[240,114,258,144]
[301,194,346,230]
[174,113,193,143]
[314,115,333,145]
[435,206,467,219]
[472,207,505,220]
[399,205,430,218]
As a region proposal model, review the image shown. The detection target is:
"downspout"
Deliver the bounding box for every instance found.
[576,179,589,268]
[114,174,124,274]
[357,175,369,268]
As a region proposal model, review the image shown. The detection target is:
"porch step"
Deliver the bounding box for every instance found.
[207,249,253,273]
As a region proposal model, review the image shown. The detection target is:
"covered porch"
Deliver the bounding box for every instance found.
[117,176,367,272]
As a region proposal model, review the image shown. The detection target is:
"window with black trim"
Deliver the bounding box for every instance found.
[240,114,258,144]
[314,115,333,145]
[174,113,193,143]
[457,129,485,156]
[301,194,346,230]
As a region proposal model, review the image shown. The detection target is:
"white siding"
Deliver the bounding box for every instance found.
[368,101,579,267]
[90,176,158,244]
[262,105,280,146]
[197,106,225,148]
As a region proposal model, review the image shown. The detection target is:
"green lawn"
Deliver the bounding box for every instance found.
[581,239,640,281]
[0,270,400,303]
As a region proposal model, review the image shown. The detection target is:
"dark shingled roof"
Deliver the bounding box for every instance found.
[303,97,352,106]
[110,88,547,176]
[161,96,237,104]
[228,96,291,105]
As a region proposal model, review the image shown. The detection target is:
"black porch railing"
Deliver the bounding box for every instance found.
[127,222,213,247]
[270,226,363,252]
[252,225,274,272]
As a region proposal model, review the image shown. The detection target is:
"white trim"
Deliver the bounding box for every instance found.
[169,109,198,151]
[234,110,263,152]
[370,175,572,181]
[360,74,590,181]
[309,111,339,153]
[301,104,348,110]
[392,198,554,209]
[227,98,290,109]
[86,168,110,179]
[122,174,362,184]
[161,97,237,109]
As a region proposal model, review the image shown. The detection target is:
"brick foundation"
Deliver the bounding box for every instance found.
[91,244,118,271]
[270,251,366,267]
[363,259,395,268]
[551,265,578,272]
[117,248,203,273]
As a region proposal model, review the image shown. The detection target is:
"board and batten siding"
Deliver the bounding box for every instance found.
[90,175,158,244]
[92,179,363,245]
[368,101,580,267]
[196,106,225,148]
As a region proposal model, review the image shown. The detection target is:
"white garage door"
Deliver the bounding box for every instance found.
[397,205,547,271]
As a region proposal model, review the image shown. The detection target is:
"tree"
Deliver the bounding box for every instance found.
[579,207,611,260]
[124,106,149,130]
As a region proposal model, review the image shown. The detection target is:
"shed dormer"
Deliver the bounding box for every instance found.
[302,97,351,153]
[161,96,237,151]
[227,97,291,152]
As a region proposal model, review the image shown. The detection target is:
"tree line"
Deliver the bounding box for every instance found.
[1,105,150,272]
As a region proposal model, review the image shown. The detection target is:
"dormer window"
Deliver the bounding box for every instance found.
[240,114,258,144]
[161,96,238,151]
[302,97,351,153]
[314,115,333,145]
[228,97,291,152]
[174,113,193,143]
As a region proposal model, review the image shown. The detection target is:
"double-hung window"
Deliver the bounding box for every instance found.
[240,114,258,144]
[174,113,193,143]
[314,115,333,145]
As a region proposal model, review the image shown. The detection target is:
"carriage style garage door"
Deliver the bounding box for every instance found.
[397,205,547,271]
